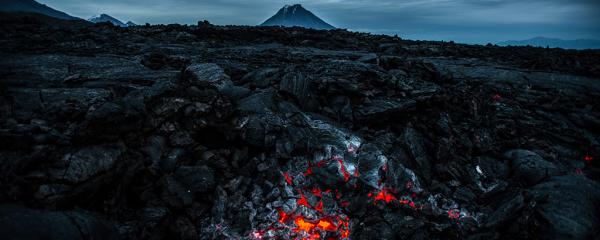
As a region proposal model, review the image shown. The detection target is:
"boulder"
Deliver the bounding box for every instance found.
[183,63,233,91]
[49,144,126,184]
[504,149,561,185]
[528,176,600,239]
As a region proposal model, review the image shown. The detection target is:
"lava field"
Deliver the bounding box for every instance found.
[1,14,600,240]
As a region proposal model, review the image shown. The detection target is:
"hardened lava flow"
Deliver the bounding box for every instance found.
[0,13,599,240]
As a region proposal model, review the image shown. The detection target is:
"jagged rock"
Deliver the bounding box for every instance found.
[161,175,193,208]
[183,63,233,91]
[403,126,432,180]
[357,53,378,64]
[356,218,395,239]
[78,100,144,141]
[240,68,280,88]
[504,149,561,185]
[174,166,216,194]
[279,71,313,106]
[484,192,525,227]
[49,144,126,184]
[528,176,600,239]
[169,130,195,147]
[141,52,189,70]
[354,98,416,122]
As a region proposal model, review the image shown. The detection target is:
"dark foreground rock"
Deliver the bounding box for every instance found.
[0,12,599,240]
[0,205,118,240]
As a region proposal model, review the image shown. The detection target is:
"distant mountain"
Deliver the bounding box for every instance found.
[88,14,127,27]
[260,4,335,30]
[125,21,137,27]
[0,0,78,20]
[497,37,600,50]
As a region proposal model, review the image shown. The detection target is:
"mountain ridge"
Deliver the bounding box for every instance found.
[498,36,600,50]
[0,0,78,20]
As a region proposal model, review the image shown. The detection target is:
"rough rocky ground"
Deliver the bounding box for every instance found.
[1,14,600,240]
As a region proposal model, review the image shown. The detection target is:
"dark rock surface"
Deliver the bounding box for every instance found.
[0,12,599,240]
[0,205,118,240]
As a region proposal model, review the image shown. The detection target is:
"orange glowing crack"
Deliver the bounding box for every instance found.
[372,188,397,203]
[316,219,337,231]
[294,217,343,233]
[297,193,311,208]
[295,217,316,232]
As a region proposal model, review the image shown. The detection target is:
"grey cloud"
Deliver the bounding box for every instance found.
[44,0,600,43]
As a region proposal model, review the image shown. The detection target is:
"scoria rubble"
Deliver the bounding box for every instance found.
[0,14,599,240]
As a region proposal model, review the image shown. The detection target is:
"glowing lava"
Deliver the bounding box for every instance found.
[278,209,290,223]
[370,188,397,203]
[254,156,364,239]
[292,216,349,239]
[295,217,316,232]
[283,172,293,185]
[297,192,311,208]
[368,188,421,210]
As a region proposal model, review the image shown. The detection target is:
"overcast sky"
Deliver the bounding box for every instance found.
[45,0,600,44]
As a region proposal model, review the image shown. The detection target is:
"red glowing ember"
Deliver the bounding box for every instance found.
[315,201,324,213]
[584,155,593,163]
[304,167,313,176]
[312,188,322,197]
[336,157,351,182]
[278,209,290,223]
[370,188,397,203]
[297,192,311,208]
[257,160,353,239]
[283,172,293,185]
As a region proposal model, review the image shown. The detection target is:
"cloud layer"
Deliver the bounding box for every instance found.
[45,0,600,43]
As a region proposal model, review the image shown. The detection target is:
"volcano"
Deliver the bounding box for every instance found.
[260,4,335,30]
[88,14,127,27]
